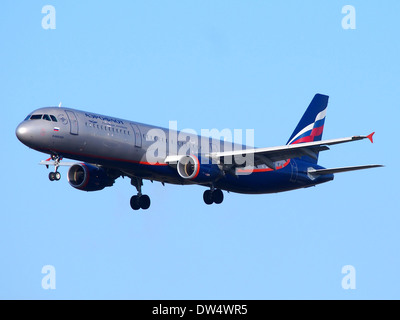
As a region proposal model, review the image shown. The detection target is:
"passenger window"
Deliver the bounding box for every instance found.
[50,115,57,122]
[30,114,42,120]
[43,114,51,121]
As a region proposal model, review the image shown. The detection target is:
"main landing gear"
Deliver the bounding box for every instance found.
[48,154,62,181]
[203,187,224,205]
[130,177,151,211]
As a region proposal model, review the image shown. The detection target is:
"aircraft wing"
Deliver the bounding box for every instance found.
[205,133,376,169]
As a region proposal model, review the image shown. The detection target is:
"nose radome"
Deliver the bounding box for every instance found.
[16,123,30,144]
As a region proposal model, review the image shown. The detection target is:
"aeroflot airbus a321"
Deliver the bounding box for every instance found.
[16,94,382,211]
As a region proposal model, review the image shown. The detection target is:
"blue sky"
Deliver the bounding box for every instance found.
[1,1,398,299]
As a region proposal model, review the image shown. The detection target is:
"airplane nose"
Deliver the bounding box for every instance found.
[16,123,30,144]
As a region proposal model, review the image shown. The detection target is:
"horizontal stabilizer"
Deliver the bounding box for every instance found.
[308,164,383,177]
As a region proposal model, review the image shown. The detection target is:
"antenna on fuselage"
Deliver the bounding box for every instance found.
[58,102,62,108]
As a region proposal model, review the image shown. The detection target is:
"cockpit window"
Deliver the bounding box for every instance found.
[24,114,31,121]
[27,114,58,121]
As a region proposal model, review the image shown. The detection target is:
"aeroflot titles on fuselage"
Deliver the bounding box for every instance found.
[85,112,124,125]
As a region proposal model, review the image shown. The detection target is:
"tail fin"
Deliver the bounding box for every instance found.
[286,94,329,163]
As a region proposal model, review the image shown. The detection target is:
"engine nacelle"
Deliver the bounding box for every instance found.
[67,163,115,192]
[177,155,222,183]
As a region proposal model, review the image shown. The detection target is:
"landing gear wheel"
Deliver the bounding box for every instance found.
[203,188,224,205]
[130,195,140,210]
[130,195,151,211]
[203,190,213,205]
[49,171,61,181]
[49,172,56,181]
[213,189,224,204]
[139,195,151,210]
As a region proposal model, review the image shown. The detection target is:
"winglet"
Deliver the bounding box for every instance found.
[367,132,375,143]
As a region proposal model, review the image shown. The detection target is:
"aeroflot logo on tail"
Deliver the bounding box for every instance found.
[85,113,124,125]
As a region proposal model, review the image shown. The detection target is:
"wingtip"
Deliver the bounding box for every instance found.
[367,132,375,143]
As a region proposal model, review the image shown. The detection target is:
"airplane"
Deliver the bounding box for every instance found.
[16,94,382,211]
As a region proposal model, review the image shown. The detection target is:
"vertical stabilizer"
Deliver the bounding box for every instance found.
[286,94,329,163]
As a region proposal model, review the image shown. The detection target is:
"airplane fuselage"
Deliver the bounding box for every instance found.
[16,106,333,195]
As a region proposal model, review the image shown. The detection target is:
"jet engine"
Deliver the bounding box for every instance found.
[67,163,115,192]
[176,155,222,183]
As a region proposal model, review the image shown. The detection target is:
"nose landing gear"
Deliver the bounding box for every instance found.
[47,154,62,181]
